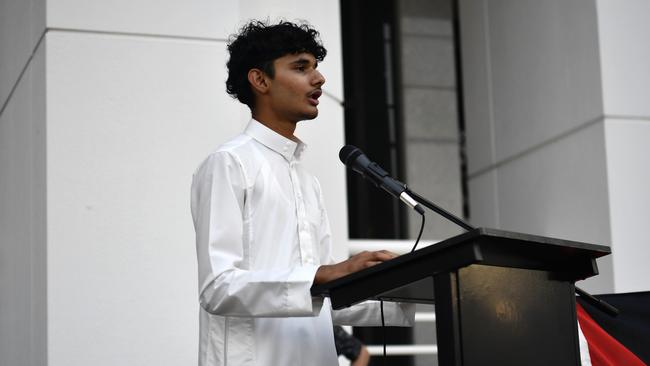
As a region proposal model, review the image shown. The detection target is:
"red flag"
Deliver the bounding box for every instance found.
[577,303,646,366]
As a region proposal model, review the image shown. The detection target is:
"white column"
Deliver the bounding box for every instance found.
[462,0,650,294]
[1,1,346,365]
[0,0,46,365]
[597,0,650,293]
[459,0,615,293]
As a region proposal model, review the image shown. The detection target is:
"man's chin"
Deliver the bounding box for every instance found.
[301,110,319,121]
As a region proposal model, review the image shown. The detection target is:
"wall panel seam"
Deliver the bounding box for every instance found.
[47,27,228,44]
[467,115,605,180]
[1,26,229,119]
[604,114,650,122]
[0,30,47,119]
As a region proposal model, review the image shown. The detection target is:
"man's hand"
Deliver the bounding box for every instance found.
[314,250,397,284]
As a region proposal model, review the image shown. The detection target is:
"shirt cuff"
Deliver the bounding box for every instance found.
[286,265,323,316]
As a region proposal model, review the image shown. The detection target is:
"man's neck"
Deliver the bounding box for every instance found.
[252,112,297,139]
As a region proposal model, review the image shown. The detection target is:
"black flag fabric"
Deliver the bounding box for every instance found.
[577,291,650,365]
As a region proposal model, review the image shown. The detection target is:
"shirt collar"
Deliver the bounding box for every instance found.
[245,119,307,161]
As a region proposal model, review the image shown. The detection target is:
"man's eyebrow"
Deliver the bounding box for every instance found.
[289,58,317,67]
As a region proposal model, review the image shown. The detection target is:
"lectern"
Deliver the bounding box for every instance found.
[311,228,610,366]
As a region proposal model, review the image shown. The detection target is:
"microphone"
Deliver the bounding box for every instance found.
[339,145,424,215]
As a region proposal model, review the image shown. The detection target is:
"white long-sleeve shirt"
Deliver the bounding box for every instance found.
[191,119,414,366]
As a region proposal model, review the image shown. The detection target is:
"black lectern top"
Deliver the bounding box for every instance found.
[311,228,610,310]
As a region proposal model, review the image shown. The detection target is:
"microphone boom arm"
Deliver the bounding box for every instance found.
[405,188,618,317]
[405,187,474,231]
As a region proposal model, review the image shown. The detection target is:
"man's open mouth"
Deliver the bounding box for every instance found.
[308,90,322,106]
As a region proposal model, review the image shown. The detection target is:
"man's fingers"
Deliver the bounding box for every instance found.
[357,250,395,259]
[363,260,382,268]
[348,250,399,272]
[378,250,398,259]
[368,250,397,262]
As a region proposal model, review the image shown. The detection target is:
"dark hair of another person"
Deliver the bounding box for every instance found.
[226,20,327,110]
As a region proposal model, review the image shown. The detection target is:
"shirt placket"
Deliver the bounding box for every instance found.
[289,159,314,266]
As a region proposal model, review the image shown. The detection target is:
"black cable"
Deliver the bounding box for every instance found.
[411,213,426,253]
[380,298,386,365]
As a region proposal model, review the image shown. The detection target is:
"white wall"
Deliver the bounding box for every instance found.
[461,0,650,294]
[1,1,346,365]
[597,0,650,293]
[45,30,234,366]
[604,120,650,293]
[459,0,614,293]
[47,0,237,39]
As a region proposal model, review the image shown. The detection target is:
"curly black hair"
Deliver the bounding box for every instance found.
[226,20,327,110]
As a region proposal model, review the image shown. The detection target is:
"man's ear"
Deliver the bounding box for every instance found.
[248,68,270,95]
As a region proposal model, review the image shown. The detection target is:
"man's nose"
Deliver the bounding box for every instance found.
[313,70,326,86]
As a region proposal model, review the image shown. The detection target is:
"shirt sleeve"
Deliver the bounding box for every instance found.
[191,151,322,317]
[331,300,415,327]
[311,178,415,327]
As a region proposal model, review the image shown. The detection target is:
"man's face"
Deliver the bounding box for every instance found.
[267,52,325,122]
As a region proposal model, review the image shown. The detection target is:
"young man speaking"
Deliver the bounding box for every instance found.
[191,20,414,366]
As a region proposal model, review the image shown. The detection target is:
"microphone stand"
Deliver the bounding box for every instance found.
[405,188,474,231]
[404,187,619,317]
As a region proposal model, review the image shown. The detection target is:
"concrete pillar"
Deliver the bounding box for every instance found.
[460,0,650,294]
[597,0,650,293]
[0,1,346,364]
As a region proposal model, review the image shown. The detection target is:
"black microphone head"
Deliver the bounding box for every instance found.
[339,145,363,166]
